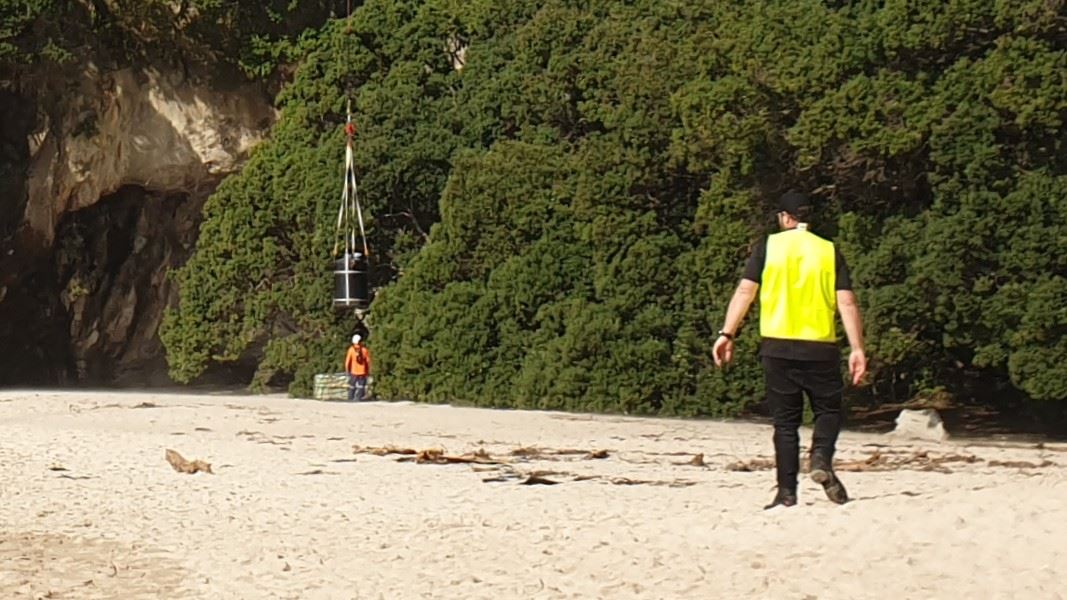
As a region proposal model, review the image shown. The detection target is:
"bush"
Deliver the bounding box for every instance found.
[164,0,1066,407]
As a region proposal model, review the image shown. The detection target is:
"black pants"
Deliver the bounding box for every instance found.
[762,356,844,491]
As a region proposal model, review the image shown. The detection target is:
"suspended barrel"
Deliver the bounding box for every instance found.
[332,108,371,312]
[333,251,369,309]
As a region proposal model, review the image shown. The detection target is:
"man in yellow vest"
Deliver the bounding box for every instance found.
[713,191,867,509]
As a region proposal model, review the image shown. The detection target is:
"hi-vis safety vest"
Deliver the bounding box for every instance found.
[345,345,371,376]
[759,228,838,343]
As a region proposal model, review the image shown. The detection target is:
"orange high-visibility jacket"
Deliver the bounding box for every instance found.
[345,344,371,376]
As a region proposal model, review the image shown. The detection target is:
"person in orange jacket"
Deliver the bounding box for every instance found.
[345,334,371,402]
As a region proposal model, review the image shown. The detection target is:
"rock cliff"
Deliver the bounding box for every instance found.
[0,65,275,385]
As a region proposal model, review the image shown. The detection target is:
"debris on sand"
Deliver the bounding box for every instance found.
[483,468,696,488]
[351,444,418,456]
[835,450,980,473]
[726,457,776,472]
[354,444,610,464]
[987,459,1055,469]
[399,448,507,465]
[238,431,293,446]
[509,446,610,460]
[724,450,1057,475]
[481,468,562,484]
[673,453,706,467]
[353,445,506,464]
[165,449,214,474]
[521,474,560,485]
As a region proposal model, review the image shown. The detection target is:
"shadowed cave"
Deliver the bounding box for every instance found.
[0,185,253,387]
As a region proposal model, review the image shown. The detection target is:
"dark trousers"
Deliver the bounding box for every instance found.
[762,356,844,491]
[348,375,367,402]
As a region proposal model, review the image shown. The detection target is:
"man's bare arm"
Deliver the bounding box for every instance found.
[722,279,759,335]
[836,290,864,351]
[712,279,759,367]
[837,290,867,385]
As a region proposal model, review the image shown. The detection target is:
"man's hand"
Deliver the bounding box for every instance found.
[848,349,867,386]
[713,335,734,367]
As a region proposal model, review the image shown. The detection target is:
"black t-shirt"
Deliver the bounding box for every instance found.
[741,233,853,361]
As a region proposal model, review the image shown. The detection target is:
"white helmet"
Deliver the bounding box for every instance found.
[351,334,362,344]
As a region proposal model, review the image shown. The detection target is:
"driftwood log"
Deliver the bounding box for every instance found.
[165,449,214,474]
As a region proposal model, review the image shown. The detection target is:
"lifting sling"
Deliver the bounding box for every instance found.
[332,102,371,311]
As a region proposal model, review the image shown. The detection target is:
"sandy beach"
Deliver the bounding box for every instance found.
[1,390,1064,599]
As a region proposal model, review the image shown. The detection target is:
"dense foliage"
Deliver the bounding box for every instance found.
[162,0,1067,411]
[0,0,347,81]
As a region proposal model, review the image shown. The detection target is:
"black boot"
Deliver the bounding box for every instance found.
[810,455,848,504]
[764,487,797,510]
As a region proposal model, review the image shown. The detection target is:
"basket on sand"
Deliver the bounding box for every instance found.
[313,373,350,401]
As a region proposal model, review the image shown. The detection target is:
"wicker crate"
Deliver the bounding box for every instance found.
[313,373,350,401]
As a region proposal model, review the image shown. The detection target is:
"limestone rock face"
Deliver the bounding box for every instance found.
[55,186,206,385]
[24,65,275,244]
[0,65,275,386]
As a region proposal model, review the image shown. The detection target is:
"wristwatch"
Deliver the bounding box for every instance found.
[717,330,735,340]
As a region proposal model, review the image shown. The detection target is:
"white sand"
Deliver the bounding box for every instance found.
[1,390,1064,599]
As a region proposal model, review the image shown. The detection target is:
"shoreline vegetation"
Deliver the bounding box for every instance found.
[2,1,1064,416]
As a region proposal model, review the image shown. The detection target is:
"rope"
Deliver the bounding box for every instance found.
[332,3,370,261]
[333,102,369,259]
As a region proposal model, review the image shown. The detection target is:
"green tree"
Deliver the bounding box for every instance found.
[165,0,1067,409]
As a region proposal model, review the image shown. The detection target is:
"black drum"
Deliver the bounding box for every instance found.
[333,252,369,308]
